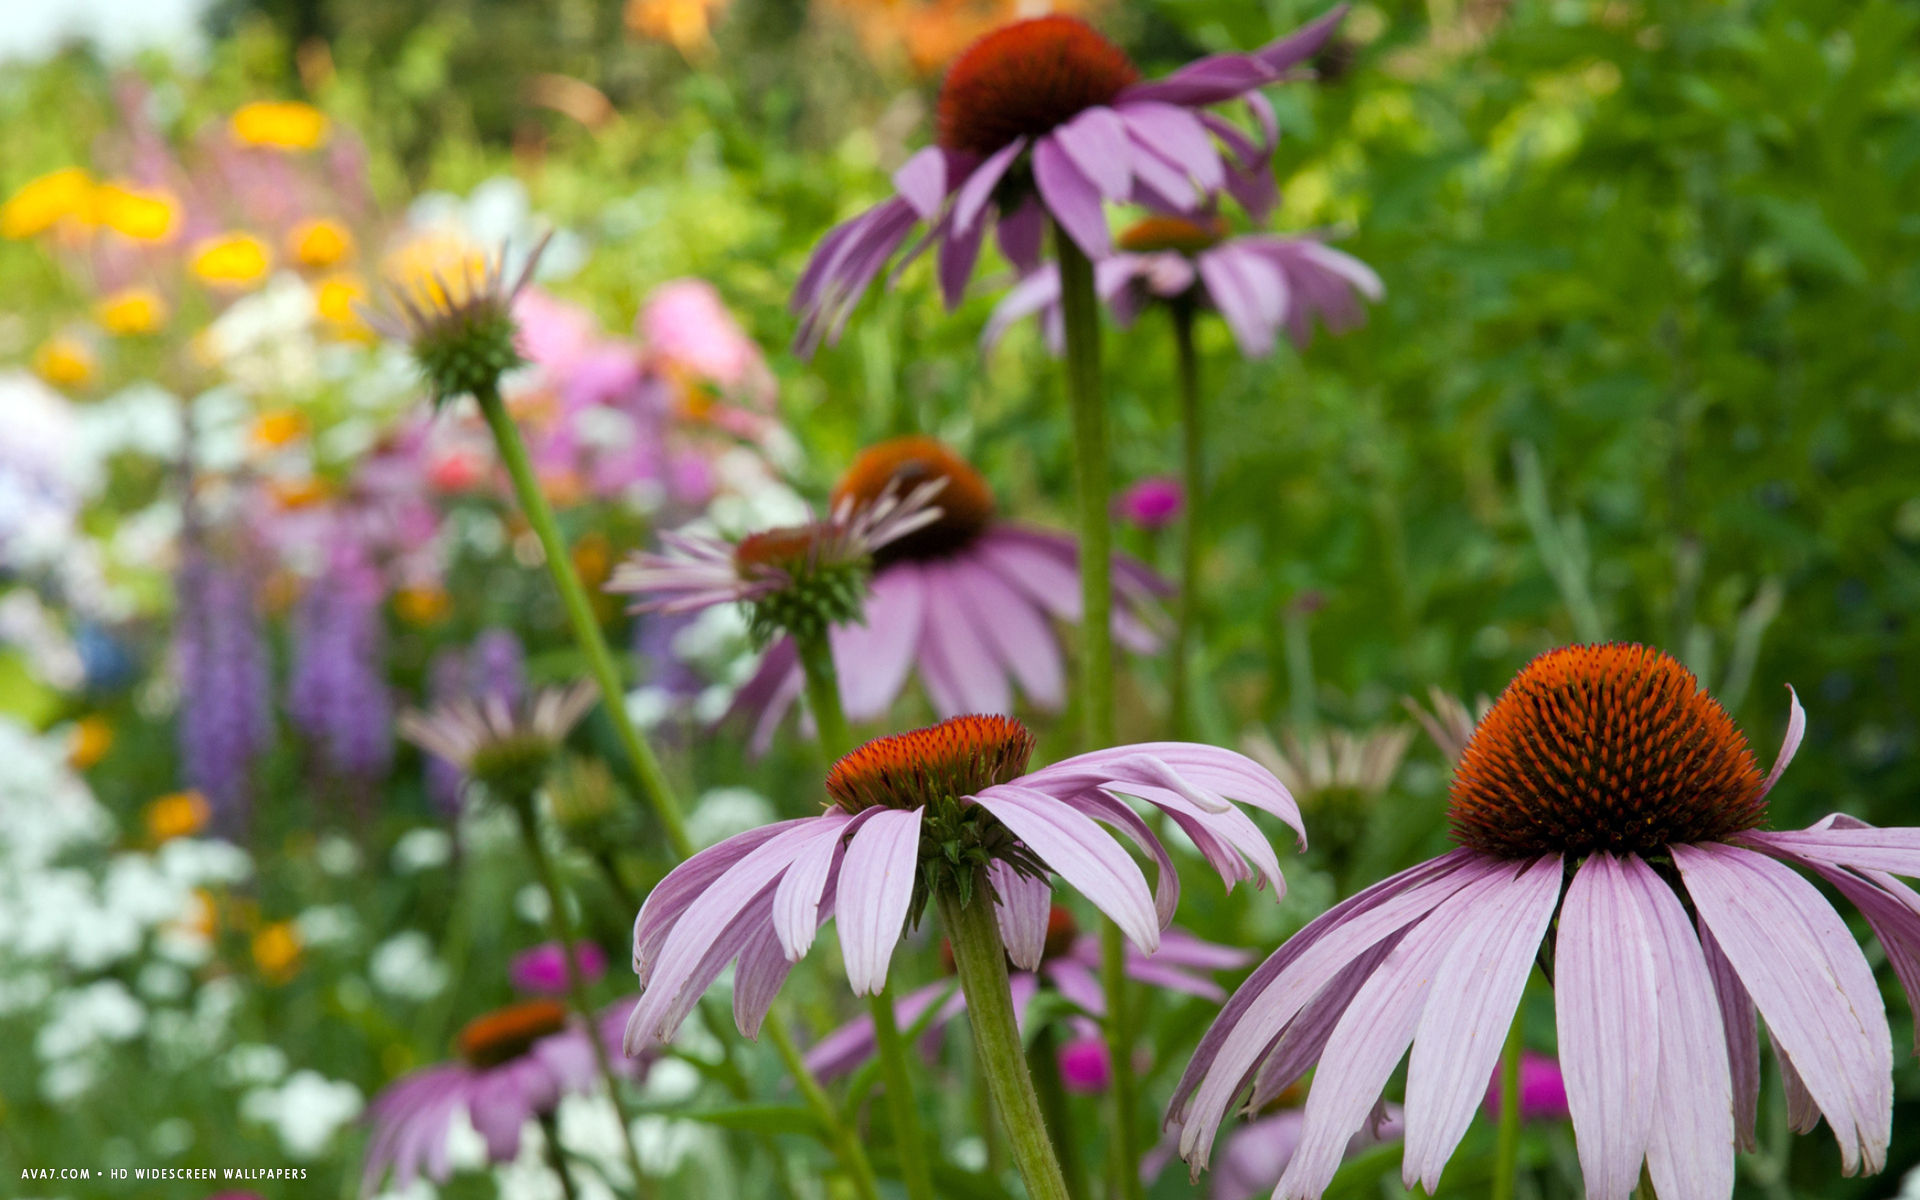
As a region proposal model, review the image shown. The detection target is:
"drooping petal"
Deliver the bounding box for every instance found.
[892,146,951,222]
[981,266,1063,353]
[1032,135,1111,259]
[1759,684,1805,798]
[970,783,1159,952]
[996,196,1046,274]
[952,138,1026,237]
[1024,741,1304,844]
[1555,852,1660,1200]
[1116,101,1226,193]
[937,209,988,309]
[828,566,926,720]
[1052,786,1181,929]
[1054,106,1133,200]
[1698,919,1761,1152]
[1741,820,1920,879]
[1675,841,1892,1175]
[1247,934,1402,1111]
[946,557,1067,709]
[1627,857,1735,1200]
[991,859,1054,971]
[634,818,812,981]
[1197,245,1286,356]
[1279,863,1519,1198]
[917,561,1014,716]
[1401,854,1563,1192]
[770,810,862,960]
[836,807,926,996]
[1118,6,1346,106]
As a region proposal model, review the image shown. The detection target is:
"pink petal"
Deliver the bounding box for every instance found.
[952,138,1025,237]
[970,784,1159,952]
[1401,854,1563,1191]
[990,860,1053,971]
[828,566,925,720]
[1699,920,1761,1152]
[633,818,812,981]
[1054,106,1133,199]
[1555,853,1660,1200]
[770,810,862,960]
[891,146,950,221]
[1032,134,1111,259]
[836,807,925,996]
[1760,684,1805,798]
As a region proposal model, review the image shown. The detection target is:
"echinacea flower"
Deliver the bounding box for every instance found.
[1169,643,1920,1200]
[624,714,1301,1052]
[367,235,549,405]
[792,8,1349,353]
[397,681,597,802]
[1400,686,1491,765]
[805,906,1250,1084]
[722,437,1170,751]
[983,215,1382,358]
[361,996,642,1191]
[607,469,947,647]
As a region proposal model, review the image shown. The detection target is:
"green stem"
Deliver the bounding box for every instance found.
[539,1110,583,1200]
[1492,1014,1522,1200]
[1056,223,1147,1200]
[867,991,939,1200]
[938,878,1072,1200]
[514,802,653,1199]
[1170,301,1201,741]
[475,384,695,860]
[766,1017,885,1200]
[795,630,855,760]
[1027,1027,1089,1200]
[794,628,935,1200]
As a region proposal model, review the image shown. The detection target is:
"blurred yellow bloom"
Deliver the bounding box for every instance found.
[145,790,212,842]
[94,182,181,242]
[68,715,114,768]
[394,585,451,625]
[626,0,726,53]
[268,476,330,508]
[191,232,273,288]
[314,273,366,323]
[231,101,330,151]
[380,233,490,311]
[288,217,354,269]
[252,921,304,982]
[1,167,94,239]
[252,408,307,447]
[96,287,169,336]
[572,531,612,587]
[33,335,97,389]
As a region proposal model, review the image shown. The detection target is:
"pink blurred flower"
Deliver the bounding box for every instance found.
[640,278,776,407]
[1483,1051,1570,1123]
[1116,476,1184,530]
[509,941,609,995]
[1058,1035,1112,1092]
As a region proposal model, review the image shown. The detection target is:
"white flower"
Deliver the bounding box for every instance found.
[35,979,145,1061]
[220,1042,290,1087]
[316,834,363,876]
[136,962,190,1001]
[240,1069,363,1159]
[392,828,453,873]
[368,931,449,1001]
[687,788,775,849]
[295,904,359,948]
[42,1058,98,1103]
[156,837,252,887]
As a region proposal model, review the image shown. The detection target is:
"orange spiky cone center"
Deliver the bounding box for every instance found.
[1118,214,1230,255]
[935,16,1140,157]
[826,714,1036,813]
[733,525,826,575]
[1448,643,1768,859]
[833,436,996,565]
[457,999,571,1068]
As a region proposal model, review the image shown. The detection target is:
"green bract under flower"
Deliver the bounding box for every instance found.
[733,524,874,648]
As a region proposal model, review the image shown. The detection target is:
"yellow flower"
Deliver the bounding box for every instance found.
[93,182,181,242]
[268,476,330,508]
[95,287,169,336]
[393,585,451,625]
[67,715,113,768]
[288,217,354,269]
[230,101,330,151]
[191,232,273,289]
[252,921,304,983]
[34,335,97,389]
[252,408,307,447]
[380,233,491,311]
[145,791,212,842]
[1,167,94,239]
[626,0,726,54]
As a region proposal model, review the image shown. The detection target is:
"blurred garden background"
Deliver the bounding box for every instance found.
[2,0,1917,1196]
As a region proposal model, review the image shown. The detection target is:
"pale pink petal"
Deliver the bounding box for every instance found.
[634,818,812,981]
[1555,853,1660,1200]
[1401,854,1563,1191]
[770,809,863,960]
[836,807,924,996]
[1675,841,1892,1174]
[991,860,1053,971]
[1759,684,1806,798]
[1032,134,1111,258]
[970,783,1159,952]
[1698,919,1761,1152]
[828,566,926,720]
[945,557,1066,708]
[1054,106,1133,200]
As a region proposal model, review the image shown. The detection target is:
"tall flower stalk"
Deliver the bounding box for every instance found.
[1170,300,1203,739]
[1056,223,1146,1200]
[1491,1017,1523,1200]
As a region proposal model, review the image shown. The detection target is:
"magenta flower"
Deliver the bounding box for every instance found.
[639,278,777,408]
[792,8,1349,353]
[983,216,1381,358]
[1115,476,1185,530]
[1169,643,1919,1200]
[624,714,1301,1052]
[362,996,642,1191]
[1483,1051,1569,1123]
[724,438,1170,752]
[510,942,609,996]
[804,907,1249,1083]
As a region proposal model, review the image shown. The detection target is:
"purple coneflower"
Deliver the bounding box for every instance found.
[397,681,597,801]
[984,215,1381,359]
[361,996,642,1191]
[793,8,1348,352]
[717,438,1169,751]
[805,905,1249,1083]
[607,463,946,648]
[1169,643,1918,1200]
[511,941,609,996]
[625,713,1299,1051]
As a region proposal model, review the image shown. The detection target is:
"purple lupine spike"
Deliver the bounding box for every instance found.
[173,551,273,834]
[288,548,394,781]
[468,627,526,706]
